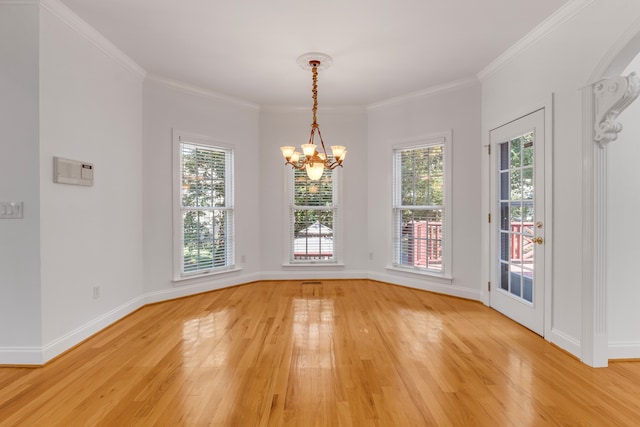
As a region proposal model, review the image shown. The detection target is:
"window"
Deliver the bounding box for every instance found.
[173,133,234,278]
[287,165,339,263]
[392,133,451,276]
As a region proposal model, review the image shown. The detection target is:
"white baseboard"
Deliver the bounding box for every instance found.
[548,327,581,359]
[145,272,262,304]
[0,347,44,365]
[367,271,482,301]
[0,271,487,365]
[0,295,146,365]
[41,295,146,364]
[609,341,640,360]
[259,270,369,281]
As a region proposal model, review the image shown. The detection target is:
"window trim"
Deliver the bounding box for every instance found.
[282,165,342,266]
[172,129,236,281]
[391,131,452,279]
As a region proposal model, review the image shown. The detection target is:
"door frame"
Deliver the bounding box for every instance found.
[482,95,554,339]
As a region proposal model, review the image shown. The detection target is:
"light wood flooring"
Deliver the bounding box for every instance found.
[1,280,640,426]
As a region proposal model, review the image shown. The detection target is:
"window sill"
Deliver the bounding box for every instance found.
[385,265,453,284]
[282,262,345,268]
[173,266,242,283]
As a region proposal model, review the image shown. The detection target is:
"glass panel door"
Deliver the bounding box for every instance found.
[490,109,545,335]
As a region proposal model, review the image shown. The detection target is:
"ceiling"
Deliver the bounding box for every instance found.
[59,0,571,107]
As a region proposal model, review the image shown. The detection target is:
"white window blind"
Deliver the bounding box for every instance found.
[177,139,234,276]
[288,163,338,263]
[393,139,449,274]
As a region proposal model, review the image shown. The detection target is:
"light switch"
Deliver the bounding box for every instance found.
[0,202,23,219]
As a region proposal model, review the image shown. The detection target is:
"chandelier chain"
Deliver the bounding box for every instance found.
[311,65,318,126]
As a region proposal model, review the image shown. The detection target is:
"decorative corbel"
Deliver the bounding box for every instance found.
[594,72,640,147]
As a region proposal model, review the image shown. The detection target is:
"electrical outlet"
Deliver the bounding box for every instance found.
[241,255,246,263]
[369,252,374,260]
[93,285,100,299]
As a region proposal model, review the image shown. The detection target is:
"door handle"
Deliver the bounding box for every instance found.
[534,237,543,245]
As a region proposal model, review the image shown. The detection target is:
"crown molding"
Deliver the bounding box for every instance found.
[366,77,479,110]
[260,105,365,113]
[38,0,146,79]
[478,0,595,81]
[0,0,39,4]
[146,74,260,111]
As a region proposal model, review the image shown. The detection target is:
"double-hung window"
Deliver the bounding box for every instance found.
[287,165,339,263]
[392,133,451,276]
[173,132,234,278]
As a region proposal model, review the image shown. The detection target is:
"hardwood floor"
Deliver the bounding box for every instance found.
[1,280,639,426]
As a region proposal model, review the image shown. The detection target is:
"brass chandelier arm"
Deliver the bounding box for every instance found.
[315,127,343,170]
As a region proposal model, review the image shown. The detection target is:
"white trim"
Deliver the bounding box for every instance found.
[581,84,611,367]
[548,327,582,358]
[581,16,640,368]
[0,0,39,4]
[146,272,261,305]
[579,75,640,367]
[282,263,345,268]
[369,271,480,301]
[172,130,236,281]
[41,295,145,363]
[478,0,595,81]
[390,131,453,279]
[260,270,368,281]
[1,272,486,365]
[283,162,342,266]
[368,77,478,110]
[588,15,640,82]
[261,105,365,113]
[39,0,146,79]
[173,267,243,283]
[385,266,453,283]
[609,341,640,360]
[0,347,43,365]
[484,95,554,341]
[147,74,259,111]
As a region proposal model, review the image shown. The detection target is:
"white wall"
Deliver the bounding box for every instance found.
[607,52,640,358]
[143,79,261,300]
[0,4,42,360]
[38,5,145,359]
[9,0,640,366]
[481,0,640,359]
[367,81,482,299]
[259,108,369,277]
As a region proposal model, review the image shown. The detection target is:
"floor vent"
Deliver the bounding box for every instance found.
[301,281,322,285]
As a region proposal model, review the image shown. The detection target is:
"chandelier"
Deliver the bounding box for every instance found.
[280,53,347,180]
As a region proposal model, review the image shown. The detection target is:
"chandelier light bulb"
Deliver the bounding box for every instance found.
[306,162,325,181]
[280,146,295,159]
[302,144,316,157]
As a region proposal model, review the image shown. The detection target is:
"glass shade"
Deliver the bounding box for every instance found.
[280,146,295,159]
[331,145,346,160]
[305,161,325,180]
[302,144,316,157]
[290,151,301,163]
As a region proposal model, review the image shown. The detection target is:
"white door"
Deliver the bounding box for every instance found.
[490,109,545,335]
